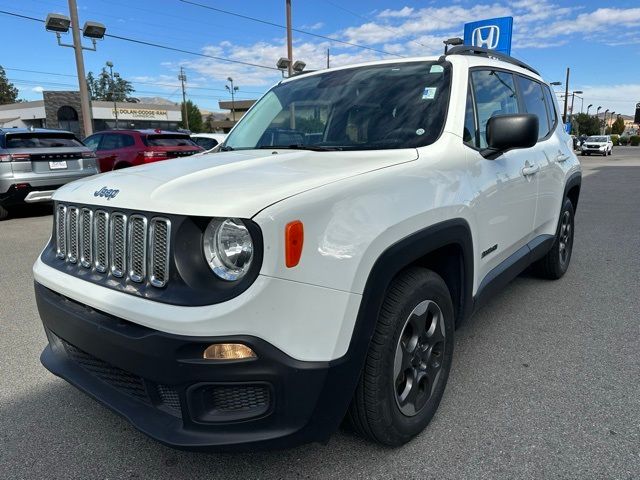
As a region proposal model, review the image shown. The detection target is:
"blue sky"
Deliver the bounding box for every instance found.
[1,0,639,114]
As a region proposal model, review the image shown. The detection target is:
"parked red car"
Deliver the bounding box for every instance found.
[83,130,204,172]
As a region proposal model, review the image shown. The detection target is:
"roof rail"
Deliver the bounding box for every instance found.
[444,45,540,76]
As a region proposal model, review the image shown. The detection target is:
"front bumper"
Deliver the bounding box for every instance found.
[35,282,359,450]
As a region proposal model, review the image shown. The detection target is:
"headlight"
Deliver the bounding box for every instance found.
[203,218,254,281]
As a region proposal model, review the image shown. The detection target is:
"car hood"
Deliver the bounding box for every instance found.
[53,148,418,217]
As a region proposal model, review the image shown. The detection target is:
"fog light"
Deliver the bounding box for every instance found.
[203,343,256,360]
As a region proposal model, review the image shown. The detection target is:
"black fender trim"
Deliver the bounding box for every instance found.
[313,219,475,436]
[563,171,582,212]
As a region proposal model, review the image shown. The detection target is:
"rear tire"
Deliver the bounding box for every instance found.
[533,198,575,279]
[347,267,454,446]
[0,204,9,221]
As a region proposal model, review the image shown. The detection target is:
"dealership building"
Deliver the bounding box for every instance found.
[0,91,182,138]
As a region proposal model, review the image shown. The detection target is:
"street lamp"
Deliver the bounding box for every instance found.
[225,77,239,122]
[104,61,120,129]
[550,81,562,86]
[277,57,291,78]
[45,1,106,137]
[586,104,593,116]
[603,109,610,134]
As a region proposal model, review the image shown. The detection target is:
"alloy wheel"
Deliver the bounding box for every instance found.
[393,300,446,417]
[559,210,572,265]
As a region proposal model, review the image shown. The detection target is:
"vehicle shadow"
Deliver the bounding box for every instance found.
[3,203,53,220]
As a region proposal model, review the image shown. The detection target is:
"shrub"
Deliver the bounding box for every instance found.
[619,136,629,146]
[630,135,640,146]
[611,134,619,146]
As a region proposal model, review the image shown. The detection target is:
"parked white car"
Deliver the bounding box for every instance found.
[581,135,613,156]
[33,46,581,450]
[191,133,227,152]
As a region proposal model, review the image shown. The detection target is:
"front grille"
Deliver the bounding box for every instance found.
[55,203,170,287]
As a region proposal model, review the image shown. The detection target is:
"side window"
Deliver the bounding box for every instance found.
[83,134,101,150]
[470,70,519,148]
[100,134,123,150]
[463,84,476,145]
[542,85,558,129]
[119,134,135,147]
[517,76,550,140]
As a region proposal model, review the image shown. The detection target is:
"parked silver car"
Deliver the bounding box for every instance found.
[0,128,98,220]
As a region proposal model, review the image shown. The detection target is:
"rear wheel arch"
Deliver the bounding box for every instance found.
[564,172,582,212]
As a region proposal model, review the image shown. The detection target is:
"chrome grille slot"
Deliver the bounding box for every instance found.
[110,213,127,278]
[128,215,147,283]
[55,204,67,259]
[54,204,170,289]
[66,207,79,264]
[93,210,109,273]
[149,218,171,288]
[79,208,93,268]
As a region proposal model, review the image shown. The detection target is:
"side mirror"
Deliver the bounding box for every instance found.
[481,113,539,159]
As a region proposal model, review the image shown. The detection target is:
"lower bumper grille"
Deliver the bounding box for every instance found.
[58,335,182,417]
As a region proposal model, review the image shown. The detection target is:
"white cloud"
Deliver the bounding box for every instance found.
[300,22,324,31]
[32,86,44,93]
[378,7,414,18]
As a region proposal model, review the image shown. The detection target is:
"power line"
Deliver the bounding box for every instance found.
[0,9,279,71]
[178,0,404,58]
[3,67,267,95]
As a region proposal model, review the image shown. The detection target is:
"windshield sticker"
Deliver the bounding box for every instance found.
[429,65,444,73]
[422,87,437,100]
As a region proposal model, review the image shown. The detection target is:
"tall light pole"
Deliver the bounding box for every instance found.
[587,104,593,116]
[562,68,570,124]
[44,1,106,137]
[105,61,120,129]
[225,77,239,122]
[570,90,583,122]
[285,0,293,77]
[178,67,189,131]
[603,109,609,134]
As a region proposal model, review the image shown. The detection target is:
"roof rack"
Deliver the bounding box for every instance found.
[443,45,540,76]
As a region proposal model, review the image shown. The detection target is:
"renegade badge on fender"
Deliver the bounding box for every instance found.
[34,46,581,450]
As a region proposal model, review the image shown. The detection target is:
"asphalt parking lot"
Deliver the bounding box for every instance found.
[1,148,638,479]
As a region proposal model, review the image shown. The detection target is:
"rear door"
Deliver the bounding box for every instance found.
[517,78,568,235]
[464,69,539,282]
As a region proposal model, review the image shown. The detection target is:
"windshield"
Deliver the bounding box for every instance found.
[224,61,451,151]
[5,133,83,149]
[587,136,607,142]
[144,135,197,147]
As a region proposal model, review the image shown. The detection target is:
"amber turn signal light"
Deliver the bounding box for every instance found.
[203,343,256,360]
[285,220,304,268]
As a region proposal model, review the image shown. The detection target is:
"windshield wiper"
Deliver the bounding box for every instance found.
[219,145,234,151]
[257,144,342,151]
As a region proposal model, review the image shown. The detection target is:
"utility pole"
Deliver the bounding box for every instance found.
[562,67,570,124]
[68,0,93,136]
[285,0,293,77]
[327,48,330,69]
[179,67,189,131]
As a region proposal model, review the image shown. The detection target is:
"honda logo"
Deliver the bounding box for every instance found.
[472,25,500,50]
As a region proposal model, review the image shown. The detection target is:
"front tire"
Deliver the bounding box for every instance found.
[533,198,575,279]
[348,267,454,446]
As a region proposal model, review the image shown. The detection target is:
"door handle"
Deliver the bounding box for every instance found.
[556,152,570,162]
[522,164,540,176]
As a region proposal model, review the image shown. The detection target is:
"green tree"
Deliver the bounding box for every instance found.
[611,116,625,135]
[573,113,601,136]
[179,99,203,133]
[86,67,134,101]
[0,65,19,104]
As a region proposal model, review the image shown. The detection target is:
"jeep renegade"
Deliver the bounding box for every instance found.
[33,46,581,450]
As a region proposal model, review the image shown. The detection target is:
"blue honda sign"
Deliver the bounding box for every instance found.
[463,17,513,55]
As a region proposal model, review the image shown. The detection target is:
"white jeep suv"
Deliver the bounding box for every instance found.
[33,46,581,450]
